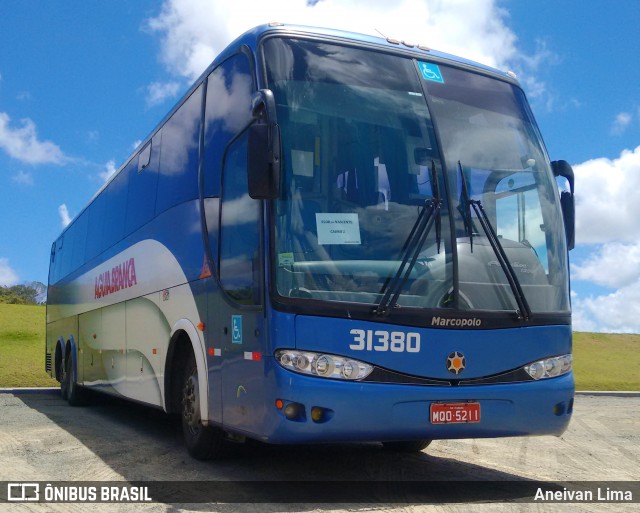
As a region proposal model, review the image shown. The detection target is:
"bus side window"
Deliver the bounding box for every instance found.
[70,211,88,273]
[85,192,107,262]
[203,53,253,198]
[156,85,203,215]
[203,52,254,271]
[219,132,261,305]
[126,136,159,234]
[49,242,56,284]
[103,162,131,250]
[58,228,72,280]
[51,238,63,284]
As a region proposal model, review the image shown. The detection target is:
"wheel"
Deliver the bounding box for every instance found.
[59,353,69,401]
[61,352,86,406]
[382,440,432,453]
[181,351,226,460]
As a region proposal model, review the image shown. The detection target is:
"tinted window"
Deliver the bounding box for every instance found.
[85,192,107,261]
[58,229,72,279]
[70,211,88,272]
[138,141,151,172]
[103,164,130,249]
[219,133,260,305]
[126,135,160,234]
[203,54,253,197]
[156,85,203,214]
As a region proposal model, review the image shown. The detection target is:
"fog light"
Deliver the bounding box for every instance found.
[283,402,305,421]
[311,407,324,422]
[310,406,333,423]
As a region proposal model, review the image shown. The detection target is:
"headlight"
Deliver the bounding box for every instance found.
[275,350,374,381]
[524,354,572,380]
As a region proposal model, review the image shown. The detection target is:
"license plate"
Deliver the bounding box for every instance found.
[430,402,481,424]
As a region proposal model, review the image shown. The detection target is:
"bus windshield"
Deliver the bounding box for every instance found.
[264,37,570,316]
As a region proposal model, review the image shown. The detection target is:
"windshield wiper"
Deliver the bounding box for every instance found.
[458,162,532,321]
[374,161,441,316]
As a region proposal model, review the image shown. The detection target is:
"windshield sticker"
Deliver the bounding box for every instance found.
[418,62,444,83]
[278,252,294,267]
[316,213,362,245]
[292,150,314,177]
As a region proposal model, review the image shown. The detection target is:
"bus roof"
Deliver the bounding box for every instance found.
[225,22,515,82]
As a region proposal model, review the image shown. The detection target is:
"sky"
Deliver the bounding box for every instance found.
[1,0,639,332]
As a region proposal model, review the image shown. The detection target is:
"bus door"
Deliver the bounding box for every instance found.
[213,130,265,431]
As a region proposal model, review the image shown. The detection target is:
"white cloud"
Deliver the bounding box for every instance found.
[58,204,72,228]
[572,243,640,289]
[573,146,640,245]
[11,170,34,186]
[569,145,640,332]
[146,80,182,106]
[145,0,541,83]
[0,257,19,287]
[99,160,117,182]
[0,112,66,164]
[611,111,632,135]
[572,287,640,333]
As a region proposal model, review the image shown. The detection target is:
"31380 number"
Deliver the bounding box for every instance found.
[349,329,420,353]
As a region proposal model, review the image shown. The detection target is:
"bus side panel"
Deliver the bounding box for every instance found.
[101,302,127,391]
[79,308,103,387]
[125,293,170,408]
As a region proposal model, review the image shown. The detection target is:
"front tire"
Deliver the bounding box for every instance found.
[181,352,225,460]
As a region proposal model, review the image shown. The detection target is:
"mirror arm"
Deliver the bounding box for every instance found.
[551,160,574,195]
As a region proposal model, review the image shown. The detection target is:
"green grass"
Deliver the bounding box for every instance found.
[1,304,639,390]
[573,332,640,391]
[0,304,57,387]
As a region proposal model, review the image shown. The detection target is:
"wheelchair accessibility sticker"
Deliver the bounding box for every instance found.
[418,62,444,83]
[232,315,243,344]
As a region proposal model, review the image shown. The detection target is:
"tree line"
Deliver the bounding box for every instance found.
[0,282,47,305]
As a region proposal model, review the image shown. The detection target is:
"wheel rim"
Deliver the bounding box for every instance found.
[182,373,201,434]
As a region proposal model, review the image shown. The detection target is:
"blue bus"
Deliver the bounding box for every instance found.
[46,23,576,459]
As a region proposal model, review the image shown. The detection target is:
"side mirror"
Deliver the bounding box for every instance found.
[248,123,281,199]
[552,160,575,250]
[247,90,281,200]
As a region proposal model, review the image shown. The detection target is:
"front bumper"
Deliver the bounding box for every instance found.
[258,363,574,443]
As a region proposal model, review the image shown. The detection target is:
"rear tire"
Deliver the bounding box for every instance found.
[382,440,432,453]
[59,354,69,401]
[181,351,225,460]
[62,353,86,406]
